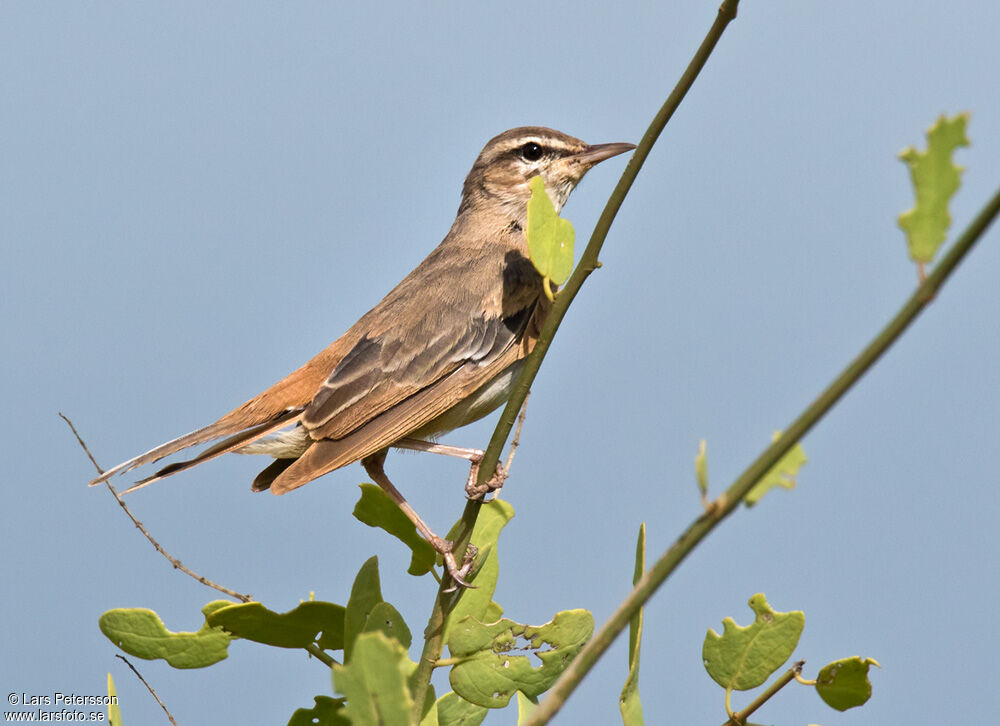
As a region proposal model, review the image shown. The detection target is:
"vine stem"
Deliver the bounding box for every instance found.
[721,661,804,725]
[410,1,743,720]
[524,185,1000,724]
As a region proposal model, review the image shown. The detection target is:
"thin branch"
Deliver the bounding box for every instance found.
[477,0,743,484]
[499,393,531,493]
[410,2,743,719]
[304,643,338,668]
[524,184,1000,724]
[114,655,178,726]
[721,661,804,726]
[59,413,253,603]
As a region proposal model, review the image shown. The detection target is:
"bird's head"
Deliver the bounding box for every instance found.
[460,127,634,224]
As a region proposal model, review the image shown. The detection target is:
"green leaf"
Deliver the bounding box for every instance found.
[517,691,539,724]
[442,500,515,643]
[702,593,804,691]
[362,601,412,650]
[333,631,414,726]
[434,691,488,726]
[526,175,575,290]
[898,113,970,263]
[815,656,880,711]
[448,609,594,708]
[344,557,383,661]
[208,600,345,651]
[99,601,234,669]
[353,484,436,576]
[286,696,349,726]
[744,431,808,507]
[695,439,709,498]
[619,523,645,726]
[107,673,122,726]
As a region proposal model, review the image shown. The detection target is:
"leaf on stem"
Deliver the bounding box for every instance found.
[743,431,807,507]
[286,696,349,726]
[526,175,575,300]
[353,484,437,576]
[107,673,122,726]
[815,656,880,711]
[208,600,345,651]
[619,523,645,725]
[333,631,414,726]
[898,113,970,264]
[343,557,412,661]
[98,601,234,669]
[517,691,539,724]
[433,691,487,726]
[702,593,804,690]
[447,609,595,708]
[442,500,515,643]
[695,439,709,498]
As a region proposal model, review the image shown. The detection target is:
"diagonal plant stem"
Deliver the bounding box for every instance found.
[721,661,804,726]
[524,186,1000,724]
[115,655,179,726]
[409,1,742,719]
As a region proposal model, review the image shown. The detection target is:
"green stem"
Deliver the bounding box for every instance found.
[477,0,742,483]
[409,498,482,721]
[410,2,744,719]
[722,661,804,725]
[524,186,1000,725]
[304,643,337,668]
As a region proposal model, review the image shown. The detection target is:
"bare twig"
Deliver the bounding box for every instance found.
[114,655,178,726]
[59,413,252,603]
[498,393,531,495]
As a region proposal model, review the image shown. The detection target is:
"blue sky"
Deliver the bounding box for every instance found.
[2,2,999,724]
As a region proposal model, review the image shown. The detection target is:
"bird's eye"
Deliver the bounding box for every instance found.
[519,142,544,162]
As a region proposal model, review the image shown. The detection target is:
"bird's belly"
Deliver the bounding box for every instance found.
[410,359,525,440]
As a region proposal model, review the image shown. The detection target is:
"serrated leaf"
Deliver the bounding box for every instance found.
[898,113,970,263]
[526,175,575,288]
[99,601,233,669]
[353,484,436,576]
[517,691,539,724]
[619,523,645,726]
[442,500,515,643]
[333,631,413,726]
[362,601,412,650]
[286,696,349,726]
[448,609,594,708]
[208,600,345,651]
[815,656,880,711]
[434,691,487,726]
[344,557,383,661]
[107,673,122,726]
[702,593,804,690]
[744,431,808,507]
[695,439,709,497]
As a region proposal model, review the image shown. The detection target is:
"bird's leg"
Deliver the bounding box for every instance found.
[393,438,507,500]
[361,451,477,588]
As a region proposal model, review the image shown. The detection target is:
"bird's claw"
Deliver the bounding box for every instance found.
[465,462,507,500]
[433,537,479,591]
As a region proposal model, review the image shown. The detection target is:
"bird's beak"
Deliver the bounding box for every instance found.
[571,142,636,167]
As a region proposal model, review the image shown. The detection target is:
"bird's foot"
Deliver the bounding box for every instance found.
[432,536,479,591]
[465,461,507,500]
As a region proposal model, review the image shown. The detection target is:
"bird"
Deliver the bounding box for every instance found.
[88,126,634,584]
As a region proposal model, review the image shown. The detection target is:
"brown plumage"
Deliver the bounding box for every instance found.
[88,127,634,497]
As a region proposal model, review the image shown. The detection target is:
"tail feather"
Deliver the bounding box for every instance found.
[120,409,304,493]
[88,408,303,488]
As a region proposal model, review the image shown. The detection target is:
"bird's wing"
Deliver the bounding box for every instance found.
[302,304,531,440]
[269,333,531,494]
